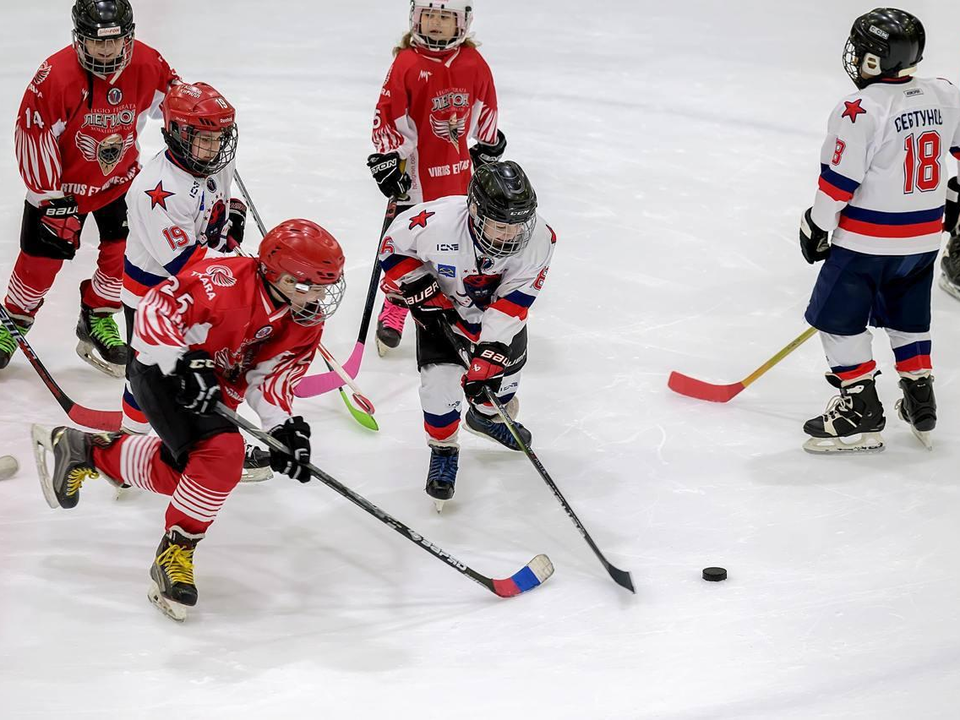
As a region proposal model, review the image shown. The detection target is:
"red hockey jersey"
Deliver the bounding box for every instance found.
[372,44,498,203]
[15,41,178,214]
[132,257,324,430]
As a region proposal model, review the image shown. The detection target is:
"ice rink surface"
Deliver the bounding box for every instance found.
[2,1,960,718]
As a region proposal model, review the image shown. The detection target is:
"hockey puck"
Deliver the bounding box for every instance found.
[702,567,727,582]
[0,455,19,481]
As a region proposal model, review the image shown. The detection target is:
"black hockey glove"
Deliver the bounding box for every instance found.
[462,341,510,401]
[174,350,221,415]
[225,198,247,250]
[367,152,411,199]
[269,416,311,482]
[399,273,456,326]
[944,177,960,236]
[469,130,507,168]
[799,208,830,264]
[35,196,82,260]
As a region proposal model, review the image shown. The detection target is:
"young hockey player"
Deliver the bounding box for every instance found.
[799,8,960,453]
[378,161,554,510]
[32,219,346,621]
[368,0,506,355]
[1,0,178,376]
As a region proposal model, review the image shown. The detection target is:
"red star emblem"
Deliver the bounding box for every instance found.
[408,210,435,230]
[145,181,175,210]
[841,99,867,123]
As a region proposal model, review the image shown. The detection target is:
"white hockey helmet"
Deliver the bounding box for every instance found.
[409,0,474,50]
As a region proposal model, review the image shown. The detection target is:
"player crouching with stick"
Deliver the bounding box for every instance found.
[32,220,346,621]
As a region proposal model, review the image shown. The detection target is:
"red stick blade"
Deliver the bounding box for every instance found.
[667,371,744,403]
[67,406,122,431]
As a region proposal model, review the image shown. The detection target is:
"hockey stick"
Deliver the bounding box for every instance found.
[296,197,401,398]
[0,305,121,430]
[233,170,378,430]
[668,325,817,403]
[436,322,635,593]
[215,402,553,598]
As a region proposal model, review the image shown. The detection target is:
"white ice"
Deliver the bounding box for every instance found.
[3,1,960,718]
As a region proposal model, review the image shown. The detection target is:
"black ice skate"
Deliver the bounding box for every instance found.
[802,373,886,454]
[464,398,532,451]
[241,445,273,483]
[148,526,203,622]
[375,299,406,356]
[31,425,122,509]
[938,233,960,302]
[895,374,936,450]
[0,311,32,370]
[76,305,129,378]
[426,444,459,513]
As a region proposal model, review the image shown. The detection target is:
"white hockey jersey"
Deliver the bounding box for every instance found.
[122,150,235,308]
[379,195,555,347]
[811,76,960,256]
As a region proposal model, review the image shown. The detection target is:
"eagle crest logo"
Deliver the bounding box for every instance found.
[75,131,135,175]
[430,112,468,148]
[31,62,52,88]
[204,265,237,287]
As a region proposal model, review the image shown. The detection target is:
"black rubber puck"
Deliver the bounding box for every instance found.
[702,567,727,582]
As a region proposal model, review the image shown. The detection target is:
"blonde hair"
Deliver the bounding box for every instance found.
[393,32,479,57]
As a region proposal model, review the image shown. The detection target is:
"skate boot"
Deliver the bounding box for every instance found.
[426,443,459,513]
[802,373,886,454]
[895,374,936,450]
[148,526,203,622]
[76,305,129,378]
[241,444,273,483]
[30,425,122,509]
[376,299,408,356]
[0,311,33,370]
[938,233,960,301]
[464,397,532,451]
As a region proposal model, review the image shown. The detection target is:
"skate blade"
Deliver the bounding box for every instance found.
[148,581,187,622]
[75,340,125,379]
[114,485,135,501]
[240,466,273,483]
[375,337,391,357]
[433,497,447,513]
[938,273,960,302]
[31,424,60,509]
[803,432,885,454]
[895,400,934,450]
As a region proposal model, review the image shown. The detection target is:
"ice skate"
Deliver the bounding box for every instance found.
[376,299,407,356]
[31,425,122,509]
[938,234,960,302]
[426,443,459,513]
[148,526,203,622]
[0,311,33,370]
[802,374,886,454]
[464,398,532,451]
[895,374,936,450]
[241,445,273,483]
[76,305,128,378]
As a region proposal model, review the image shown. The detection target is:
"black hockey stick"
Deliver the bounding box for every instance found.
[0,305,121,430]
[438,322,635,593]
[215,402,554,598]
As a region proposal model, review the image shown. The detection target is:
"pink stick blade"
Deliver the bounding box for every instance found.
[667,371,745,403]
[295,342,365,398]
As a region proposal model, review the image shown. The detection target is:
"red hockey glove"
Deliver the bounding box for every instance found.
[462,342,510,401]
[37,196,82,260]
[224,198,247,250]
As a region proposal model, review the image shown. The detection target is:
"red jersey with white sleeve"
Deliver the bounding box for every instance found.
[132,256,323,430]
[379,196,555,347]
[15,41,178,214]
[811,76,960,256]
[372,45,498,203]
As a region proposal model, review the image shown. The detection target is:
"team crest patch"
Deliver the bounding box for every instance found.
[107,87,123,106]
[477,256,495,272]
[31,61,52,88]
[255,326,273,340]
[438,264,456,278]
[204,265,237,287]
[206,177,217,192]
[76,131,135,176]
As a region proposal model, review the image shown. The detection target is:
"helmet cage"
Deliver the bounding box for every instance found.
[265,274,346,327]
[468,203,537,258]
[163,122,238,176]
[409,2,473,51]
[72,27,135,76]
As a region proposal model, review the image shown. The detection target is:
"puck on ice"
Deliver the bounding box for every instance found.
[702,567,727,582]
[0,455,18,481]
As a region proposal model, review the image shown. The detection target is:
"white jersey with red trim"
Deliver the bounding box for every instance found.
[378,196,555,347]
[811,76,960,256]
[133,256,323,430]
[122,150,235,308]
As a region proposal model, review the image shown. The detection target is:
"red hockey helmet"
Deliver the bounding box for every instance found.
[161,82,238,176]
[259,219,346,326]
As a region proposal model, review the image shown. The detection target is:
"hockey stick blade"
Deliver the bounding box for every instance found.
[667,371,744,403]
[337,387,379,431]
[295,341,363,397]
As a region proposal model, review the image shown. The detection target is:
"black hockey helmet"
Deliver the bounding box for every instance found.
[467,161,538,258]
[843,8,924,89]
[72,0,136,76]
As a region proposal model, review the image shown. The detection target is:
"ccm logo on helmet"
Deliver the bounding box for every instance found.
[868,25,890,39]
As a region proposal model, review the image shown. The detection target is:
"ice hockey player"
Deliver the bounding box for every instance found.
[32,220,346,621]
[0,0,178,376]
[799,8,960,453]
[368,0,506,355]
[378,160,554,510]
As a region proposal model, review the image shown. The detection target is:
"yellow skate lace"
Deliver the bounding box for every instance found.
[156,544,196,585]
[66,468,99,497]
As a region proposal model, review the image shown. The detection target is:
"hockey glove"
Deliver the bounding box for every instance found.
[36,197,82,260]
[269,416,311,482]
[225,198,247,250]
[174,350,222,415]
[469,130,507,168]
[462,341,510,401]
[944,177,960,236]
[799,208,830,264]
[367,152,412,199]
[399,273,456,322]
